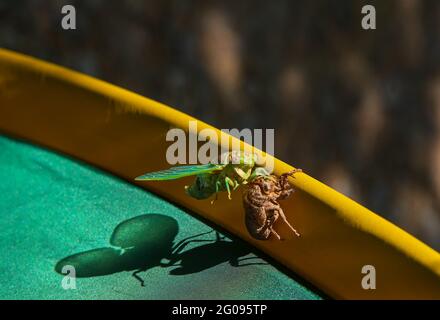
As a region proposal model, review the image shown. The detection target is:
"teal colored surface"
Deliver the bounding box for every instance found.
[0,135,321,300]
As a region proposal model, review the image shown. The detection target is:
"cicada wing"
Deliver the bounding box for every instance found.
[135,163,224,181]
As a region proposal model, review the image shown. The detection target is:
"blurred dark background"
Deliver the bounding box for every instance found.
[1,0,440,250]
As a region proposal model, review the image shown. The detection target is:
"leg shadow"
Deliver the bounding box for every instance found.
[163,231,268,275]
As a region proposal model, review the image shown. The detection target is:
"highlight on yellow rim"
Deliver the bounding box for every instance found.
[0,48,439,299]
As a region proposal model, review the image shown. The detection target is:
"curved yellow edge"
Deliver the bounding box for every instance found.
[1,48,439,299]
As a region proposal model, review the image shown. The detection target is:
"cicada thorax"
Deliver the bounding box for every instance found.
[185,156,258,200]
[219,164,250,185]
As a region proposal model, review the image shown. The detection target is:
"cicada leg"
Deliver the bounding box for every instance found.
[277,207,300,237]
[266,204,300,238]
[211,179,222,204]
[281,168,302,180]
[270,227,281,240]
[224,177,235,199]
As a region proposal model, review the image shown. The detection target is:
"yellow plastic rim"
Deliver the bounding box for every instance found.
[1,48,439,299]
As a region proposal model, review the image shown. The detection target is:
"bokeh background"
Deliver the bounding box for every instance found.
[1,0,440,250]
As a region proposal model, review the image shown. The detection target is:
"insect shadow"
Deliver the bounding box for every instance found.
[55,213,267,286]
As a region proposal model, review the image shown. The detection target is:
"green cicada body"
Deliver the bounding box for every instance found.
[135,151,270,200]
[185,173,220,200]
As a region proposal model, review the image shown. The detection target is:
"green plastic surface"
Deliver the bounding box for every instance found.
[0,135,321,300]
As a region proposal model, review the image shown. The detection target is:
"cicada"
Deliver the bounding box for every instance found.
[242,169,301,240]
[135,151,269,201]
[135,151,302,241]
